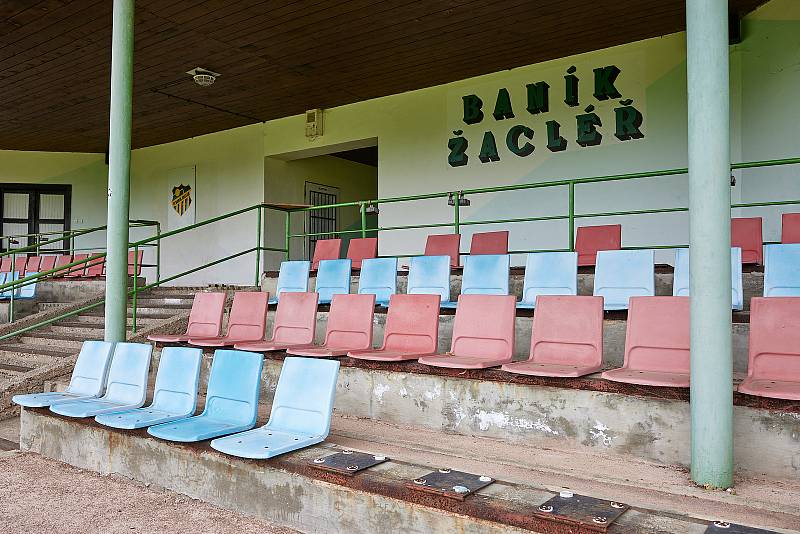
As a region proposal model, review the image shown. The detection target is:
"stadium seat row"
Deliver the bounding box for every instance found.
[270,244,800,312]
[0,250,143,278]
[12,342,340,460]
[312,213,800,270]
[149,290,800,400]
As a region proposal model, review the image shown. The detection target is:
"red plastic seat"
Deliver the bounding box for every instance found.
[65,253,89,277]
[148,292,227,343]
[85,254,105,277]
[575,224,621,266]
[236,292,319,352]
[602,296,690,387]
[54,255,73,277]
[128,249,144,276]
[287,293,375,357]
[346,237,378,270]
[348,294,441,361]
[731,217,763,264]
[39,255,57,274]
[189,291,269,347]
[781,213,800,244]
[14,256,27,275]
[470,231,509,255]
[738,297,800,400]
[502,295,603,377]
[311,239,342,271]
[0,258,10,273]
[25,256,42,274]
[418,294,516,369]
[424,233,461,268]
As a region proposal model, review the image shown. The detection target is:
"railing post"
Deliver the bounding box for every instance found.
[8,251,15,323]
[686,0,733,489]
[155,221,161,283]
[359,202,367,238]
[453,192,460,234]
[104,0,135,342]
[285,211,291,261]
[131,245,138,334]
[568,182,575,251]
[255,205,262,286]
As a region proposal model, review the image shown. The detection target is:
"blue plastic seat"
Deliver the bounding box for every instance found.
[407,255,452,306]
[95,347,203,429]
[147,349,263,442]
[673,247,743,310]
[518,252,578,308]
[210,357,339,459]
[441,254,509,309]
[315,259,351,304]
[16,272,37,299]
[50,343,152,417]
[0,272,19,299]
[764,244,800,297]
[269,261,311,304]
[593,249,654,310]
[12,341,115,407]
[357,257,397,306]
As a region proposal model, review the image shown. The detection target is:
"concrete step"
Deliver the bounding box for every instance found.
[19,335,88,350]
[0,343,75,359]
[0,350,57,369]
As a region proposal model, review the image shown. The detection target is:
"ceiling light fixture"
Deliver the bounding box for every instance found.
[186,67,221,87]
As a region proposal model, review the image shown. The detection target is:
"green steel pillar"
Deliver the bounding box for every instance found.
[686,0,733,488]
[104,0,135,342]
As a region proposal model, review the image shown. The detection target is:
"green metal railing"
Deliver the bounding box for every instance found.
[284,156,800,257]
[1,155,799,339]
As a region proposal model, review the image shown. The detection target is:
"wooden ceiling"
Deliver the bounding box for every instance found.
[0,0,768,153]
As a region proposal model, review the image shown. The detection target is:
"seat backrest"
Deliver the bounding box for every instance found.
[0,272,19,298]
[67,341,115,397]
[0,257,10,273]
[225,291,269,340]
[14,256,27,275]
[270,291,318,344]
[54,255,72,276]
[731,217,763,264]
[357,257,397,302]
[748,297,800,382]
[0,272,7,297]
[470,231,509,255]
[594,249,654,309]
[128,249,144,276]
[424,233,461,268]
[575,224,621,266]
[381,294,440,353]
[311,238,342,270]
[266,357,340,438]
[450,294,515,359]
[67,253,89,276]
[85,254,105,277]
[275,260,311,298]
[521,252,578,304]
[530,295,603,367]
[39,255,57,273]
[781,213,800,244]
[407,255,451,302]
[460,254,509,296]
[324,293,375,349]
[18,272,37,298]
[315,259,351,303]
[150,347,203,415]
[185,292,227,338]
[25,256,41,274]
[202,349,263,426]
[101,342,152,405]
[623,296,689,373]
[346,237,378,269]
[763,244,800,297]
[672,247,743,309]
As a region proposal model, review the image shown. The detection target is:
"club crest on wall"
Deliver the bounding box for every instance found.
[171,184,192,216]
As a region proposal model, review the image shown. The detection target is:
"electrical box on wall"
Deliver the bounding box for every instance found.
[305,109,323,139]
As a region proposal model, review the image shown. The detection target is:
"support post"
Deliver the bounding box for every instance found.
[360,202,367,238]
[568,182,575,251]
[686,0,733,488]
[255,206,262,286]
[104,0,135,342]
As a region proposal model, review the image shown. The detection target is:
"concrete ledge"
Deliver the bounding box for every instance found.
[21,408,730,534]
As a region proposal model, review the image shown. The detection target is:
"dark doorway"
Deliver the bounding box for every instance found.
[0,184,71,253]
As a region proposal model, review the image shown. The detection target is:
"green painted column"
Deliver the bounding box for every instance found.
[686,0,733,488]
[104,0,135,342]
